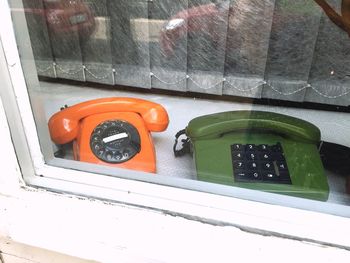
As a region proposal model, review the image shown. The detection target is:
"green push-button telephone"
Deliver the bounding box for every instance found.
[174,111,330,201]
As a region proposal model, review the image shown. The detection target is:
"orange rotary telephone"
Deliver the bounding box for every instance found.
[48,97,169,173]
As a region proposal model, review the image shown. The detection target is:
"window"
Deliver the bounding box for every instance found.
[2,0,350,227]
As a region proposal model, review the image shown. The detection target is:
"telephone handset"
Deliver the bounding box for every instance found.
[186,111,320,143]
[49,97,169,173]
[174,111,330,201]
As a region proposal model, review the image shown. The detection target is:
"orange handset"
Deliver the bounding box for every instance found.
[48,97,169,173]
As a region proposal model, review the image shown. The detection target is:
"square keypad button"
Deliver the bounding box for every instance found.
[231,143,292,184]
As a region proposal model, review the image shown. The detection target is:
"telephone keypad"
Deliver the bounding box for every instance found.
[233,161,245,170]
[231,143,292,184]
[247,161,259,169]
[277,161,288,171]
[272,153,284,160]
[235,171,248,180]
[246,153,257,160]
[258,144,268,152]
[231,144,244,151]
[246,144,256,151]
[263,171,278,182]
[259,153,270,160]
[261,161,273,171]
[248,171,262,180]
[233,152,244,160]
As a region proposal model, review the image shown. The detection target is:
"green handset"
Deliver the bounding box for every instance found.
[180,111,329,201]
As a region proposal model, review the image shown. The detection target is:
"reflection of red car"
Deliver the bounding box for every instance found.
[161,0,350,57]
[24,0,96,37]
[160,3,224,57]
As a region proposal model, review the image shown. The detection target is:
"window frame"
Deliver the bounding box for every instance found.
[2,0,350,249]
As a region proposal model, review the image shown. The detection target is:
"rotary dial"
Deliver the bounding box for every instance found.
[90,120,141,163]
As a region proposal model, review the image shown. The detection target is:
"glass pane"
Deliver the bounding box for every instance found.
[149,0,188,92]
[186,0,230,95]
[262,0,322,102]
[108,0,151,88]
[81,0,114,85]
[23,0,55,78]
[306,0,350,106]
[7,0,350,216]
[43,0,85,81]
[223,0,274,98]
